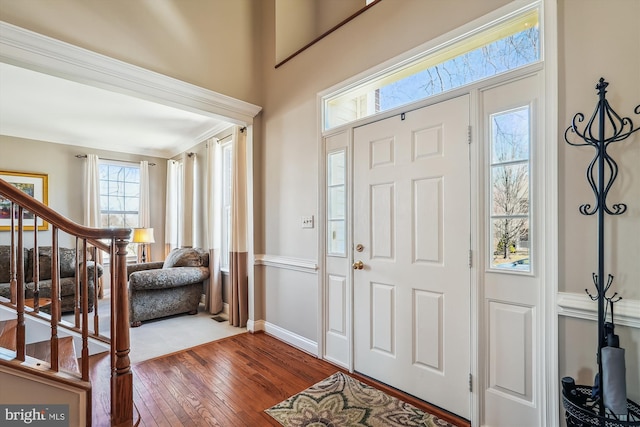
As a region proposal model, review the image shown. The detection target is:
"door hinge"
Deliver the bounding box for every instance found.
[468,249,472,268]
[469,373,473,392]
[467,125,472,144]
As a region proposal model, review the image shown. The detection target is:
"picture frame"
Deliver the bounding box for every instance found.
[0,171,49,231]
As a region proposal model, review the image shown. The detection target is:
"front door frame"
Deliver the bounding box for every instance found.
[317,1,559,425]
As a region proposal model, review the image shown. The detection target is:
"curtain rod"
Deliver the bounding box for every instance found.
[75,154,156,166]
[215,126,247,144]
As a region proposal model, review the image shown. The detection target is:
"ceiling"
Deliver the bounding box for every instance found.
[0,61,232,159]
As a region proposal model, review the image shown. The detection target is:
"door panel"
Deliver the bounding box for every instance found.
[481,74,542,426]
[353,95,471,418]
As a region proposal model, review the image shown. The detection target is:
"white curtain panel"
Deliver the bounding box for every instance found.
[139,160,150,228]
[83,153,104,297]
[181,152,196,248]
[206,138,223,314]
[229,126,248,327]
[165,159,182,256]
[83,154,100,227]
[138,160,151,261]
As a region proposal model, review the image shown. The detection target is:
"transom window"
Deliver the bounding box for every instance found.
[323,6,540,131]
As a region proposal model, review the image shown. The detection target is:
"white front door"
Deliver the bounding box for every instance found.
[353,95,471,419]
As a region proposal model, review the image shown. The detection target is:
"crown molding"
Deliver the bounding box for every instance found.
[0,21,262,126]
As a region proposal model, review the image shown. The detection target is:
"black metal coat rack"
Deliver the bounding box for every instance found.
[561,78,639,426]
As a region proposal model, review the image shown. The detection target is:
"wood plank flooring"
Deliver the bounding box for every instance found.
[91,332,469,427]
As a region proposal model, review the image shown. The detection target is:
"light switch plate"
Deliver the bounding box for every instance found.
[301,215,314,228]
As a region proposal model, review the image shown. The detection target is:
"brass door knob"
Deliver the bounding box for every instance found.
[352,260,364,270]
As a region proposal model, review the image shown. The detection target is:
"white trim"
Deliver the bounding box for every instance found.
[263,321,318,356]
[557,292,640,329]
[0,21,262,157]
[542,0,560,425]
[254,254,318,274]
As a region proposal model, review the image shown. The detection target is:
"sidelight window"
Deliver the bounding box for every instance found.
[489,106,531,272]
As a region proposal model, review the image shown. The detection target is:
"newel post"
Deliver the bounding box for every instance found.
[112,238,133,426]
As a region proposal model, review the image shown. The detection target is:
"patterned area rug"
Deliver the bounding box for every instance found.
[265,372,455,427]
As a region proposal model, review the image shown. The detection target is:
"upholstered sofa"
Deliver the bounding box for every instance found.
[127,247,209,327]
[0,245,102,313]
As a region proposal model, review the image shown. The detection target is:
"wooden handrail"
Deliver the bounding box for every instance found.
[0,180,130,242]
[0,178,134,426]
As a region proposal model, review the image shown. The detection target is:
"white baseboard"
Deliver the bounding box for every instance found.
[257,321,318,356]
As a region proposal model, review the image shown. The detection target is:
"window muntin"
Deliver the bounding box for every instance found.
[327,150,346,256]
[323,7,540,131]
[489,106,531,272]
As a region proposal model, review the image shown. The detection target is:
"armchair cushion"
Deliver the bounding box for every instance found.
[129,266,209,291]
[162,247,208,268]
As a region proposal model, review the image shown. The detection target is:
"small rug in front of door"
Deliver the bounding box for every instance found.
[265,371,455,427]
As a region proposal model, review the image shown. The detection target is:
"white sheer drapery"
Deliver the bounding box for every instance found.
[138,160,151,261]
[205,138,223,314]
[182,152,196,248]
[83,154,103,297]
[165,159,183,256]
[83,154,100,228]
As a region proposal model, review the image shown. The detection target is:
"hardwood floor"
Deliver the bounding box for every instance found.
[91,332,470,427]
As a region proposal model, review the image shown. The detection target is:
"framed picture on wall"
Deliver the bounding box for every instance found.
[0,171,49,231]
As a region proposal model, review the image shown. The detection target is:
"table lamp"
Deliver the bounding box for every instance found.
[132,227,155,263]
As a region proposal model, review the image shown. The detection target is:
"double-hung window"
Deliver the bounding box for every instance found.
[99,161,140,257]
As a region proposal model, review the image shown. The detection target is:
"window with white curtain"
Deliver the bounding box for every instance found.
[221,141,233,271]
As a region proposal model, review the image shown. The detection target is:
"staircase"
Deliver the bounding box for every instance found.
[0,179,135,427]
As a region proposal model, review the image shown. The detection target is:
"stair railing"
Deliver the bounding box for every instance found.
[0,178,134,427]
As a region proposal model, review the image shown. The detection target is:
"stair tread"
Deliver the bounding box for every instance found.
[25,336,80,374]
[0,319,18,350]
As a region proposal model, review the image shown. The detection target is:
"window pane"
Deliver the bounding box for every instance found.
[491,164,529,215]
[491,107,530,163]
[124,196,139,212]
[328,221,346,255]
[124,215,139,228]
[491,218,530,271]
[328,151,345,186]
[124,167,140,183]
[124,182,140,197]
[108,165,123,181]
[327,150,346,256]
[328,187,345,220]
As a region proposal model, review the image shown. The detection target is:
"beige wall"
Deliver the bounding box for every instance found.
[258,0,510,339]
[0,136,166,260]
[0,0,263,106]
[558,0,640,407]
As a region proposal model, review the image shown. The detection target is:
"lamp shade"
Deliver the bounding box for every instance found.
[132,227,155,244]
